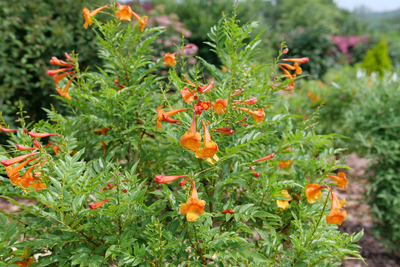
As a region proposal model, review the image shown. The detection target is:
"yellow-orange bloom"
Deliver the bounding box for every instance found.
[19,165,47,191]
[131,11,148,31]
[239,107,265,124]
[180,115,202,152]
[56,76,75,100]
[326,192,346,225]
[0,153,38,167]
[156,106,189,129]
[276,190,291,210]
[83,5,108,29]
[89,198,109,209]
[154,174,188,185]
[327,172,348,189]
[13,250,34,267]
[115,3,132,21]
[179,181,206,222]
[195,120,218,159]
[305,184,326,204]
[278,159,294,169]
[5,157,38,185]
[28,132,59,138]
[282,57,309,63]
[52,145,60,156]
[212,99,228,115]
[163,52,177,67]
[180,87,195,104]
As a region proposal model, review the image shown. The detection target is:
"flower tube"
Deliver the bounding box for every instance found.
[180,114,202,152]
[89,198,110,209]
[29,132,59,138]
[253,152,275,163]
[0,153,39,167]
[154,174,188,185]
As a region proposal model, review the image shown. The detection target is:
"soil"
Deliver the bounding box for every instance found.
[1,153,399,266]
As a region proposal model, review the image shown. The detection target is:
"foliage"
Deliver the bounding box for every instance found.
[276,66,400,251]
[0,0,103,132]
[361,37,393,76]
[0,4,364,266]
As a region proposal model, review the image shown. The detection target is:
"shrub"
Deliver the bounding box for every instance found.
[361,37,393,76]
[0,3,364,266]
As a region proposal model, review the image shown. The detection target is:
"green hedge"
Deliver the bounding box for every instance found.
[0,0,104,130]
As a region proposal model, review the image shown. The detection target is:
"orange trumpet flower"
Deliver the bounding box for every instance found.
[154,174,188,185]
[115,3,132,21]
[198,81,215,94]
[183,75,195,87]
[5,157,38,184]
[239,107,265,124]
[327,172,348,189]
[193,100,210,115]
[179,177,190,187]
[49,57,74,68]
[243,97,257,105]
[156,106,189,129]
[213,129,235,135]
[253,152,275,163]
[46,68,72,76]
[52,145,60,156]
[82,5,108,29]
[180,87,195,104]
[294,62,302,75]
[276,190,291,210]
[231,88,244,96]
[180,114,202,152]
[163,52,177,67]
[195,120,218,159]
[249,165,260,178]
[56,76,75,100]
[28,132,59,138]
[53,71,75,86]
[89,198,110,209]
[212,99,228,115]
[221,209,234,214]
[16,145,36,151]
[13,250,34,267]
[0,127,18,132]
[305,184,326,204]
[216,127,231,131]
[0,153,38,167]
[282,57,309,63]
[131,11,148,31]
[278,159,294,169]
[326,192,347,225]
[278,63,296,71]
[179,181,206,222]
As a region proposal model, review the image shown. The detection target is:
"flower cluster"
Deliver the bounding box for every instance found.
[278,57,309,91]
[47,53,76,99]
[0,130,60,192]
[304,172,348,225]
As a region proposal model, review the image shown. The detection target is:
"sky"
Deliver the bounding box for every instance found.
[334,0,400,12]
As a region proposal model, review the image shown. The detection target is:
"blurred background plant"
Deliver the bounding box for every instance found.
[0,0,106,135]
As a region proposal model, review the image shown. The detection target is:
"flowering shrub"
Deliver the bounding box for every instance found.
[0,2,365,266]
